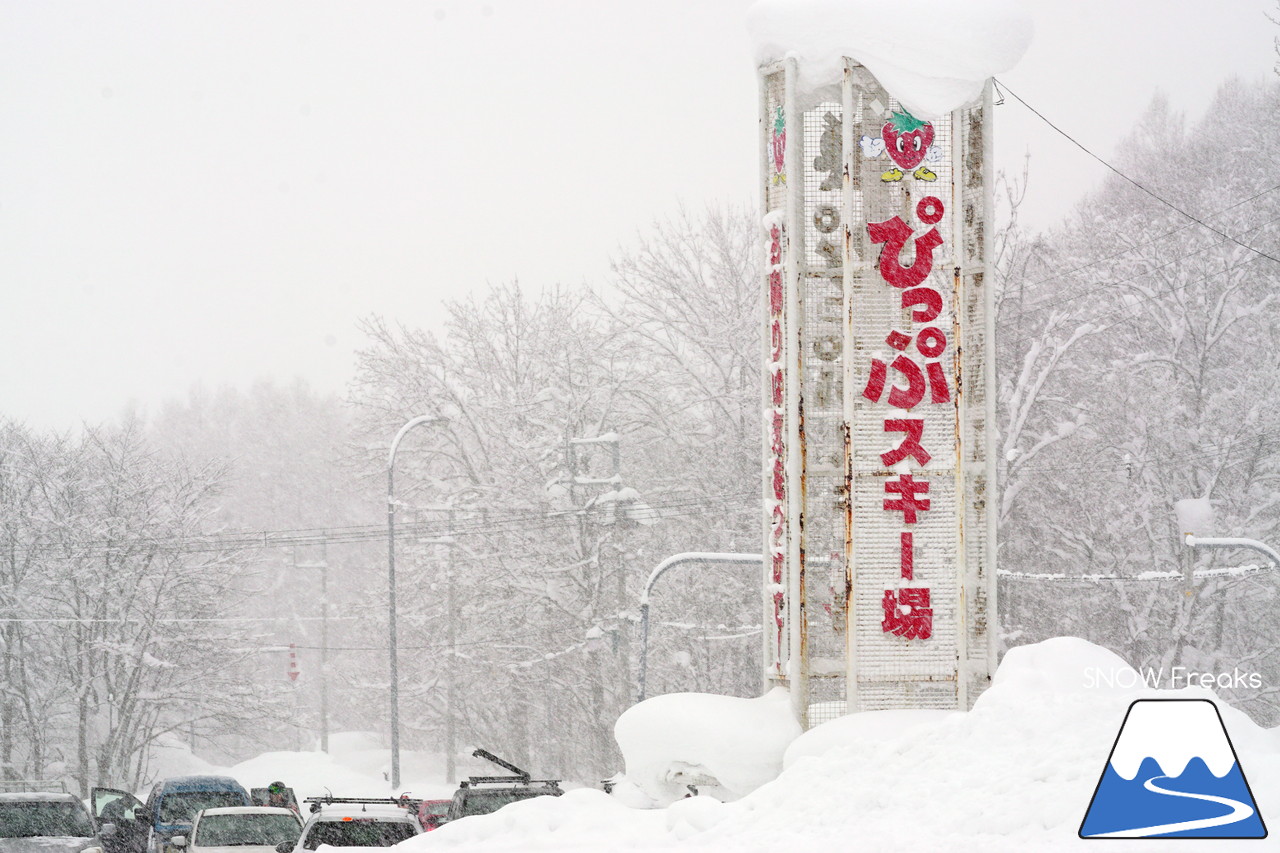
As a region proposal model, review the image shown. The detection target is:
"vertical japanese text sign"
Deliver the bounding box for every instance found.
[760,58,996,724]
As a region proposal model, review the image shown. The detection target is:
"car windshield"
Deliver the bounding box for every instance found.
[421,802,449,817]
[0,801,96,838]
[458,789,546,818]
[159,792,246,825]
[302,819,415,848]
[194,814,300,847]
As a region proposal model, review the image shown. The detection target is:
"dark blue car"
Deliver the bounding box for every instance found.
[93,776,251,853]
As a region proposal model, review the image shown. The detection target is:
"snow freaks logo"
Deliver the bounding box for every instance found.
[1079,699,1267,839]
[1083,666,1264,691]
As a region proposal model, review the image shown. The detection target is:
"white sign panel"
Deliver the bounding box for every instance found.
[760,58,995,726]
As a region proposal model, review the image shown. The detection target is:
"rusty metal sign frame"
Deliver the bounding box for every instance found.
[759,57,997,728]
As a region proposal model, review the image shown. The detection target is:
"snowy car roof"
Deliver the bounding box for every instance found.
[307,805,415,821]
[154,776,244,792]
[196,807,299,818]
[0,793,79,802]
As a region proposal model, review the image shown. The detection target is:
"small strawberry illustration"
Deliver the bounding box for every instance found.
[880,110,937,182]
[771,105,786,184]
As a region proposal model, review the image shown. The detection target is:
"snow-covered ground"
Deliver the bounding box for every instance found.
[151,637,1280,849]
[145,730,458,804]
[398,638,1280,851]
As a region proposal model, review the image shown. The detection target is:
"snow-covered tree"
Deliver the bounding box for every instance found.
[0,419,271,792]
[999,79,1280,723]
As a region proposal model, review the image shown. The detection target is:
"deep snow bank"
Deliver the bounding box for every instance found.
[613,688,802,805]
[405,637,1280,851]
[141,731,457,802]
[746,0,1032,118]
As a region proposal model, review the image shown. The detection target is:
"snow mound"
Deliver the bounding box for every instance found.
[988,635,1139,697]
[229,749,401,801]
[746,0,1032,118]
[134,731,454,803]
[404,788,666,851]
[613,688,802,804]
[145,732,223,788]
[400,637,1280,850]
[783,708,960,769]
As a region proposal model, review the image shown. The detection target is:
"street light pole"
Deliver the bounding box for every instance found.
[387,414,447,791]
[636,553,764,703]
[1184,534,1280,568]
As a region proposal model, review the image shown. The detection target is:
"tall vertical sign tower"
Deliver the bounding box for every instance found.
[760,58,997,727]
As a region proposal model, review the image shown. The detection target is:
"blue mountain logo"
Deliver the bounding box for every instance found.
[1080,698,1266,839]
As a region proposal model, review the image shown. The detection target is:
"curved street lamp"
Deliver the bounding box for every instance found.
[636,552,763,703]
[387,414,448,790]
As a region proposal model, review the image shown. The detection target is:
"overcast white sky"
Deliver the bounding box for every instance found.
[3,0,1275,431]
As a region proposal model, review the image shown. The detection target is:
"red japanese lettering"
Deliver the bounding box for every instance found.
[884,473,930,523]
[867,214,943,289]
[886,355,925,409]
[881,419,931,467]
[863,328,950,409]
[927,361,950,403]
[861,359,886,403]
[916,327,946,359]
[769,270,783,315]
[882,587,932,639]
[916,196,944,225]
[902,287,942,323]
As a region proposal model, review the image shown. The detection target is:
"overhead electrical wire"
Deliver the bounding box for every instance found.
[1003,212,1280,323]
[995,79,1280,267]
[1007,183,1280,298]
[4,490,760,560]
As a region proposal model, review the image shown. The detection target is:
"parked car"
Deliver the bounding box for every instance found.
[0,789,104,853]
[91,786,148,853]
[415,800,450,832]
[171,807,300,853]
[446,750,562,822]
[282,799,420,852]
[93,776,251,853]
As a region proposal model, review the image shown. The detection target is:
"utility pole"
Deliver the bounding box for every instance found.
[387,414,450,791]
[318,541,329,754]
[294,546,330,753]
[416,505,459,783]
[567,433,627,773]
[445,506,457,784]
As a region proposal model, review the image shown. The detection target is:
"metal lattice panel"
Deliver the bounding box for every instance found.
[760,57,994,726]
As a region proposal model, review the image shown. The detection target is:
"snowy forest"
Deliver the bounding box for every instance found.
[3,75,1280,795]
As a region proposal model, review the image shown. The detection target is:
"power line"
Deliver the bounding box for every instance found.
[995,79,1280,267]
[999,563,1277,582]
[1004,212,1280,323]
[999,249,1265,354]
[1008,184,1280,299]
[5,491,759,560]
[1014,427,1280,477]
[0,614,360,624]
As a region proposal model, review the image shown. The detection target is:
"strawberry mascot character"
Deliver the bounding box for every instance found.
[880,110,937,183]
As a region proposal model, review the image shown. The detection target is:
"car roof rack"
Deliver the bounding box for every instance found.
[458,750,560,789]
[302,796,420,814]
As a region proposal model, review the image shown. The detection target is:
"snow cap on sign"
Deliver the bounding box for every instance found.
[746,0,1033,119]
